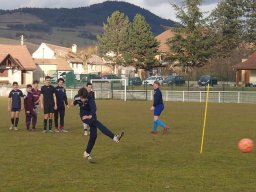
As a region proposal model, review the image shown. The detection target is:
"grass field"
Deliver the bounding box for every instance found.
[0,97,256,192]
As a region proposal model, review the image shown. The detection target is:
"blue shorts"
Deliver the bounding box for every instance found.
[154,104,164,116]
[11,108,21,112]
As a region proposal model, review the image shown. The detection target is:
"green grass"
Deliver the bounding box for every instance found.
[0,98,256,191]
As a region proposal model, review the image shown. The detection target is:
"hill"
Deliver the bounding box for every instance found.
[0,1,176,47]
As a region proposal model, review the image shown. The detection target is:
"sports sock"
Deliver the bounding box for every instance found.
[44,119,47,130]
[153,120,158,131]
[11,118,14,125]
[14,118,19,127]
[157,119,166,128]
[49,119,53,130]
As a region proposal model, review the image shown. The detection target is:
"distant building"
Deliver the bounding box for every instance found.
[86,54,112,75]
[233,52,256,86]
[32,43,83,81]
[0,44,36,84]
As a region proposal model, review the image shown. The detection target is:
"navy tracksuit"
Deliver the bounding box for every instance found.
[54,86,68,129]
[73,95,114,154]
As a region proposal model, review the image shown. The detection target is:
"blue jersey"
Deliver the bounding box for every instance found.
[153,88,163,107]
[55,86,68,109]
[8,89,24,109]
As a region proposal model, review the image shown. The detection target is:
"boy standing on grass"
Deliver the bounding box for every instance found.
[150,81,169,134]
[24,84,35,131]
[54,78,69,132]
[72,88,124,163]
[31,80,41,130]
[40,76,57,133]
[82,82,95,136]
[8,82,24,130]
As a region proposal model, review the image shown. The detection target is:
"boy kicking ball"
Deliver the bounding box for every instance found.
[72,88,124,163]
[150,81,169,134]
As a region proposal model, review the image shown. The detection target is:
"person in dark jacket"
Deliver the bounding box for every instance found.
[8,82,24,130]
[24,84,36,130]
[72,88,124,163]
[150,81,169,134]
[54,78,69,132]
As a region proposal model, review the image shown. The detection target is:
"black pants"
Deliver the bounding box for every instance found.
[54,108,65,128]
[83,118,115,154]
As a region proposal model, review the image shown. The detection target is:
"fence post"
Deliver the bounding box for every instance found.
[238,91,240,104]
[70,89,73,99]
[200,91,202,103]
[166,91,168,101]
[219,91,221,103]
[183,91,185,102]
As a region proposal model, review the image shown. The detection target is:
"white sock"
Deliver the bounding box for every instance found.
[83,123,88,130]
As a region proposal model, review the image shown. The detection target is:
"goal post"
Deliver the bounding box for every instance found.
[90,79,127,101]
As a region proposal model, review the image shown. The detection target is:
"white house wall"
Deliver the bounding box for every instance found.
[249,70,256,84]
[32,43,55,59]
[12,69,21,84]
[25,71,33,84]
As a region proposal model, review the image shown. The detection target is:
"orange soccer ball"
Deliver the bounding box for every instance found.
[238,138,254,153]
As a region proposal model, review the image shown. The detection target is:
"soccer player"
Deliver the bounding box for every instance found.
[40,76,57,133]
[82,82,95,136]
[24,84,35,131]
[31,80,41,129]
[54,78,69,132]
[150,81,169,134]
[8,82,24,130]
[72,88,124,163]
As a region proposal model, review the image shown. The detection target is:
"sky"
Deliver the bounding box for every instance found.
[1,0,220,21]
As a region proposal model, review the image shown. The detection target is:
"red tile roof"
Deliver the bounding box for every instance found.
[155,29,176,53]
[0,44,36,70]
[34,58,72,71]
[233,52,256,70]
[87,54,105,65]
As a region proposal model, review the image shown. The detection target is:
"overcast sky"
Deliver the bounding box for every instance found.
[1,0,220,21]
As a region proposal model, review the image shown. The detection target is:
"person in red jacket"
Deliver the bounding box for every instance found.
[24,84,35,131]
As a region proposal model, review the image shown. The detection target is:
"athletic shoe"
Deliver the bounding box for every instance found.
[13,127,18,131]
[42,130,47,133]
[48,130,53,133]
[55,128,60,133]
[84,130,88,136]
[150,130,158,134]
[83,151,95,163]
[9,125,14,130]
[163,126,170,134]
[113,132,124,143]
[61,129,68,133]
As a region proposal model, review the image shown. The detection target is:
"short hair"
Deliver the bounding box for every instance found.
[27,84,32,88]
[58,78,65,83]
[12,82,18,86]
[33,80,39,84]
[154,81,160,86]
[78,87,87,97]
[45,76,51,80]
[86,82,92,86]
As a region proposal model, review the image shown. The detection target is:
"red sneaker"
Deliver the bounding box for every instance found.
[163,126,170,134]
[150,130,158,134]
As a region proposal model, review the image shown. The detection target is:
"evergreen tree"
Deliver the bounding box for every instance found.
[126,14,159,71]
[97,11,130,69]
[166,0,214,72]
[243,0,256,46]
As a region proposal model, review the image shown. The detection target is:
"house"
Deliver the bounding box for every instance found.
[86,54,112,75]
[0,44,36,84]
[233,52,256,86]
[32,43,83,80]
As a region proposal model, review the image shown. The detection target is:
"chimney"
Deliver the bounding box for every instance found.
[21,35,24,45]
[72,44,77,53]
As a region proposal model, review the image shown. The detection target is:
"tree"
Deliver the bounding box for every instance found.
[210,0,244,57]
[243,0,256,46]
[97,11,130,72]
[166,0,214,72]
[126,14,159,72]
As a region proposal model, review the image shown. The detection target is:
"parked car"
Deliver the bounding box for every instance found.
[129,77,142,86]
[163,75,186,86]
[102,74,121,79]
[198,75,218,86]
[142,76,164,85]
[80,74,101,83]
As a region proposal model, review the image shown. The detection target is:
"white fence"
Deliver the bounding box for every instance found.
[1,86,256,104]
